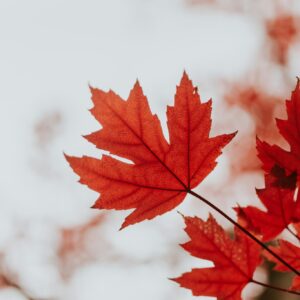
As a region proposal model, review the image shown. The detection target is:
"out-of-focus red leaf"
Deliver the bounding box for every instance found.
[58,215,105,278]
[225,85,284,173]
[267,15,300,65]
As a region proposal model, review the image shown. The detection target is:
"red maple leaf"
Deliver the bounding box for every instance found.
[235,173,299,241]
[173,215,261,299]
[66,73,235,228]
[257,79,300,178]
[264,238,300,291]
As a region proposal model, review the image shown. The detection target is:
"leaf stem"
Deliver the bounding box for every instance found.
[286,225,300,243]
[251,279,300,296]
[188,190,300,277]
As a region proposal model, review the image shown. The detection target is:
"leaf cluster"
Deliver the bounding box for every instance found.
[66,73,300,299]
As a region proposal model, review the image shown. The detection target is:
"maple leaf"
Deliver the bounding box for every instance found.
[173,215,261,299]
[264,239,300,291]
[257,78,300,178]
[66,73,235,228]
[235,173,299,241]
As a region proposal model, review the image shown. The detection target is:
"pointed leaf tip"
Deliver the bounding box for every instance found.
[64,153,73,164]
[88,84,97,93]
[181,71,191,83]
[177,210,185,219]
[130,79,145,98]
[169,277,180,284]
[134,79,141,87]
[120,220,130,231]
[230,130,238,139]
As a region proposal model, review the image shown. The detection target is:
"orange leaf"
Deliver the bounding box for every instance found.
[66,73,235,228]
[173,215,261,299]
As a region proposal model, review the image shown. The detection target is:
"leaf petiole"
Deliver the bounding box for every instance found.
[251,279,300,296]
[286,225,300,243]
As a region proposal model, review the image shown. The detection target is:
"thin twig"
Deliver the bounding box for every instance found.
[286,225,300,243]
[188,190,300,277]
[251,279,300,296]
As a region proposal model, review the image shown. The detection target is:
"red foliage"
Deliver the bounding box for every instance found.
[235,80,300,244]
[57,215,105,278]
[235,173,299,241]
[226,87,283,140]
[67,73,300,298]
[225,85,284,173]
[257,79,300,179]
[234,206,262,238]
[264,238,300,291]
[66,73,235,228]
[266,15,300,65]
[173,215,261,299]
